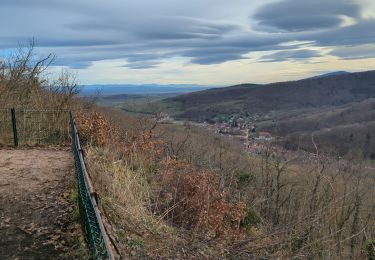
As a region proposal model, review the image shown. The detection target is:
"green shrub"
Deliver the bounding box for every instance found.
[236,171,256,186]
[70,190,81,222]
[241,206,261,232]
[291,234,308,252]
[365,239,375,260]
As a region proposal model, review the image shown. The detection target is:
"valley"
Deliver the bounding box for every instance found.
[99,70,375,160]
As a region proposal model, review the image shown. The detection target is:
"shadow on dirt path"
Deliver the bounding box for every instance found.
[0,149,86,259]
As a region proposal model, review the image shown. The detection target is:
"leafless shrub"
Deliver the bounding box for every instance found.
[0,40,79,110]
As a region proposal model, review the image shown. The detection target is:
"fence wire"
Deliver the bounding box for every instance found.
[0,108,69,146]
[0,109,13,145]
[70,112,113,260]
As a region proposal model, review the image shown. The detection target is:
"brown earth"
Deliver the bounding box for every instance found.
[0,149,86,259]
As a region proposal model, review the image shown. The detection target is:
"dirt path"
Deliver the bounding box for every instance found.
[0,149,85,259]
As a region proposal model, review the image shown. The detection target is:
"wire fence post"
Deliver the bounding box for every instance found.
[11,108,18,146]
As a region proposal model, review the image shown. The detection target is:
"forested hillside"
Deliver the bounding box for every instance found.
[166,70,375,122]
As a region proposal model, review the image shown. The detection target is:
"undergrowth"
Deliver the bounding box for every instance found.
[76,111,251,258]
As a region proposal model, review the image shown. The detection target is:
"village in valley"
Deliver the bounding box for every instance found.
[202,121,273,154]
[159,112,276,155]
[158,112,340,166]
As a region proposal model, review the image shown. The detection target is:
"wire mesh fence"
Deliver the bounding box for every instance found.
[69,112,113,260]
[0,108,70,146]
[0,109,14,145]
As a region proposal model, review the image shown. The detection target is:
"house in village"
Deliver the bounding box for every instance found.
[256,131,273,141]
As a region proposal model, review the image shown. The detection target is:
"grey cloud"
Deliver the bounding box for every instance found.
[124,61,161,69]
[126,54,165,62]
[122,53,169,69]
[259,49,322,62]
[37,38,120,47]
[51,57,92,69]
[330,44,375,60]
[255,15,343,32]
[300,19,375,46]
[64,61,92,69]
[65,22,122,32]
[253,0,362,32]
[0,0,374,70]
[179,40,294,65]
[190,53,244,65]
[67,16,240,41]
[47,15,375,69]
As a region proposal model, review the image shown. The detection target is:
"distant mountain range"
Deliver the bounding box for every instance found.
[80,84,213,96]
[81,71,353,96]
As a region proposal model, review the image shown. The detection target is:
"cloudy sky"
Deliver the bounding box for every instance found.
[1,0,375,85]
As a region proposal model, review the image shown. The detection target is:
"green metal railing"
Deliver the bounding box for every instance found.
[69,112,114,260]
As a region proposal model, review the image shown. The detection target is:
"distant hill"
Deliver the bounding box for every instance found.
[80,84,213,96]
[165,70,375,122]
[309,71,351,79]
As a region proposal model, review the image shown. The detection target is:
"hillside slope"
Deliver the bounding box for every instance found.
[259,98,375,158]
[166,70,375,121]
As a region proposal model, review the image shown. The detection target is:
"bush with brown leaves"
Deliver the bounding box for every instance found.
[159,158,246,237]
[76,112,121,146]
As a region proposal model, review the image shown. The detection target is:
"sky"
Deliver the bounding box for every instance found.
[1,0,375,85]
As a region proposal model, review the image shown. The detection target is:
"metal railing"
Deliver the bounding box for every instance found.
[69,112,114,260]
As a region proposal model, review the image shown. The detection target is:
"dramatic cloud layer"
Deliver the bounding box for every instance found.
[0,0,374,84]
[253,0,362,32]
[260,50,322,62]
